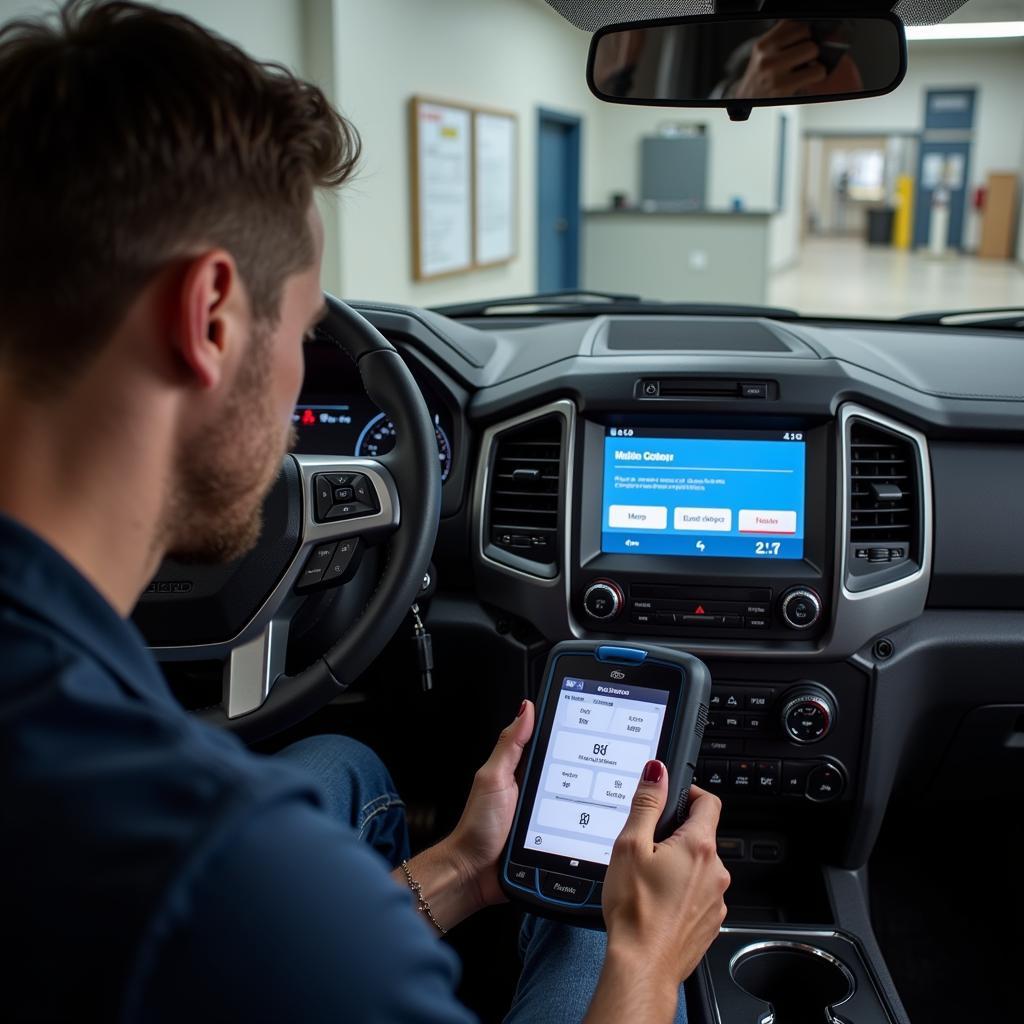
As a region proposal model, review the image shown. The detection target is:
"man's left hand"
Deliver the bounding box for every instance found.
[448,699,535,909]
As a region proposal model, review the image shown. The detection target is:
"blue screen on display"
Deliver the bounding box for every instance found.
[601,429,806,559]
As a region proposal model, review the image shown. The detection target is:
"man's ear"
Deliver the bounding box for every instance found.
[174,250,240,391]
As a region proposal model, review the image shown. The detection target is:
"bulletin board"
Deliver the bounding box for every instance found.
[473,108,518,267]
[409,96,518,281]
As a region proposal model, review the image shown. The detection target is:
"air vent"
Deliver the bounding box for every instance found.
[487,414,564,571]
[848,420,919,573]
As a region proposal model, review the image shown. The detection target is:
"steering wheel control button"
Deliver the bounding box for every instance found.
[582,580,623,621]
[352,478,372,504]
[312,473,380,522]
[539,872,593,904]
[298,543,337,590]
[781,692,834,744]
[323,539,360,584]
[780,587,823,630]
[314,478,335,520]
[507,863,535,889]
[782,760,814,797]
[806,763,845,803]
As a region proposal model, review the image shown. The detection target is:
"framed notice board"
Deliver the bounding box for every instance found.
[409,96,518,281]
[473,108,518,267]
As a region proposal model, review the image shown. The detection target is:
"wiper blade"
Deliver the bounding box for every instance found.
[433,294,798,320]
[899,307,1024,329]
[431,290,642,317]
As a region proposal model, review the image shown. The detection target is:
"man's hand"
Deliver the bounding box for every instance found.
[392,700,534,933]
[731,20,827,99]
[585,763,730,1024]
[447,699,535,909]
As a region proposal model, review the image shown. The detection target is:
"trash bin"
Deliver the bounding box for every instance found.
[866,206,896,246]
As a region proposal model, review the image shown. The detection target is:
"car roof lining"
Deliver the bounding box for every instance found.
[543,0,971,31]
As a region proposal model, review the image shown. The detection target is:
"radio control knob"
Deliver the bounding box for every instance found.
[781,691,835,744]
[780,587,822,630]
[582,580,623,621]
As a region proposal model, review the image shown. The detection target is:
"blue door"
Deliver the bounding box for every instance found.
[537,109,581,292]
[913,88,975,250]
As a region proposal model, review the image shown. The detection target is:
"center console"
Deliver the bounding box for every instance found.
[473,395,928,1024]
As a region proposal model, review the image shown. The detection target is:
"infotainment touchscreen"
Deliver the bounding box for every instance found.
[601,427,806,559]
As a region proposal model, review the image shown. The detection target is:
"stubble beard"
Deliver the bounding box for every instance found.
[163,325,295,565]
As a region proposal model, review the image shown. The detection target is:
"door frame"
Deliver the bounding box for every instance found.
[536,107,582,292]
[913,87,976,250]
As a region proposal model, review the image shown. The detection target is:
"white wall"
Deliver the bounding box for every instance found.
[589,103,782,212]
[330,0,603,306]
[0,0,305,68]
[769,106,802,272]
[588,101,800,272]
[1019,133,1024,263]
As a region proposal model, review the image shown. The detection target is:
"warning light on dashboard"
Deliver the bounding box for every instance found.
[695,605,705,615]
[301,409,315,426]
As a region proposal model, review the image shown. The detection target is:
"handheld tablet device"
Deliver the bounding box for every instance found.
[501,641,711,924]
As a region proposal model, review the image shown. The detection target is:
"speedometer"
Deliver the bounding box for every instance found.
[355,411,453,482]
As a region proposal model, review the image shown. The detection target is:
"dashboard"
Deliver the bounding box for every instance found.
[315,302,1024,850]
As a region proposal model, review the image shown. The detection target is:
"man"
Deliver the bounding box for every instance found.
[0,3,730,1021]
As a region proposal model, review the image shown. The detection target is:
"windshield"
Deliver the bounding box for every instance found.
[4,0,1021,321]
[342,1,1024,321]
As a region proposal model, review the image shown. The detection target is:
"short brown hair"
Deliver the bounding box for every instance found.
[0,0,359,391]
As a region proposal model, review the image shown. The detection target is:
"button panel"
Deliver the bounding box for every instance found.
[705,685,779,739]
[695,757,846,801]
[626,584,778,633]
[312,472,380,523]
[296,538,363,592]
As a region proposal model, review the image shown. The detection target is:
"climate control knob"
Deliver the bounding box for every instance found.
[781,690,835,744]
[582,580,623,621]
[780,587,822,630]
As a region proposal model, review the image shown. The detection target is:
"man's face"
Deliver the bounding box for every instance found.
[166,204,325,564]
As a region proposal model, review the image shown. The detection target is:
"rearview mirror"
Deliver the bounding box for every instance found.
[588,12,907,121]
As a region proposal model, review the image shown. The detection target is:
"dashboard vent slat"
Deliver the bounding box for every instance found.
[486,414,564,571]
[848,421,920,549]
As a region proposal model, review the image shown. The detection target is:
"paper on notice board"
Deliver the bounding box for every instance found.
[474,112,516,265]
[417,103,472,277]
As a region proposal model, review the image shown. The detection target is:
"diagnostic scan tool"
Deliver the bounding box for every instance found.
[501,641,711,924]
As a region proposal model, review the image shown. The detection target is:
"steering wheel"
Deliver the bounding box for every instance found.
[132,296,441,743]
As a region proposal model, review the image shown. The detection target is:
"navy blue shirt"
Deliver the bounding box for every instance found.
[0,514,476,1023]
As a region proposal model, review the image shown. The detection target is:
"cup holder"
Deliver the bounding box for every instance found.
[730,941,855,1024]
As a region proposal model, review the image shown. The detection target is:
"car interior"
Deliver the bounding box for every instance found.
[10,0,1020,1020]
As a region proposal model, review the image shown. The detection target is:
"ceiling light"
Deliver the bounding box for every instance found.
[905,21,1024,40]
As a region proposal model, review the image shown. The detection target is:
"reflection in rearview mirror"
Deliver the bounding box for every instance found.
[588,14,907,120]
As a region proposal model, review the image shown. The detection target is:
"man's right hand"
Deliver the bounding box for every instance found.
[585,762,730,1024]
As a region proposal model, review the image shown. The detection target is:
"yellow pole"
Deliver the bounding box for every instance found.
[893,173,914,249]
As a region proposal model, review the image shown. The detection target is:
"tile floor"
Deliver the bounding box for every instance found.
[769,236,1024,319]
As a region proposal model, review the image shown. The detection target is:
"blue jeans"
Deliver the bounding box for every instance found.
[277,734,687,1024]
